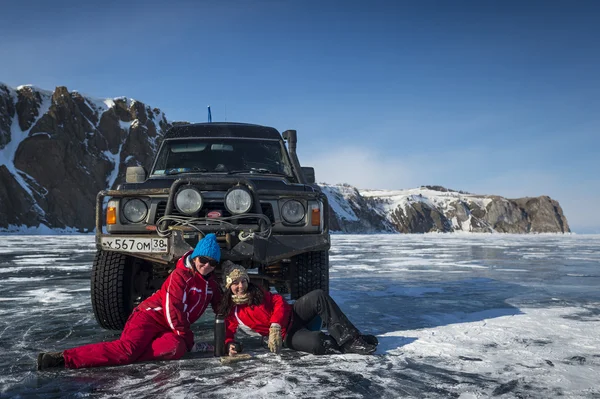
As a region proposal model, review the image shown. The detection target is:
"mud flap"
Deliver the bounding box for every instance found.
[252,234,268,261]
[227,234,269,262]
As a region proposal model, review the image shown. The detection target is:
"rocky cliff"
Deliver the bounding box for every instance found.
[323,184,570,234]
[0,83,570,234]
[0,84,170,231]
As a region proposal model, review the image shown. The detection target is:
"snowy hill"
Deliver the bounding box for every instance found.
[322,184,570,234]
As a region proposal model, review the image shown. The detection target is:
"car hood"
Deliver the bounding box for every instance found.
[117,174,317,192]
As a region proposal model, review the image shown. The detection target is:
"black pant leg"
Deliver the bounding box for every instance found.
[292,289,359,346]
[287,328,339,355]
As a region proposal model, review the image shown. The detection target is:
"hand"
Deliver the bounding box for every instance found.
[227,341,243,356]
[268,324,282,354]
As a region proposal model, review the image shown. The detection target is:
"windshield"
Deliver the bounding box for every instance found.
[151,138,294,177]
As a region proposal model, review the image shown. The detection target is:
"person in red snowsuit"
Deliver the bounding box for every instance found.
[219,261,378,356]
[37,233,223,370]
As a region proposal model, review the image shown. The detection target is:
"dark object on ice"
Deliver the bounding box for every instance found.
[37,352,65,370]
[458,355,483,361]
[568,355,586,364]
[92,123,331,330]
[360,334,379,346]
[214,314,226,357]
[340,336,377,355]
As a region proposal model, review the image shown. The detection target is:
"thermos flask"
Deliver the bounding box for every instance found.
[214,314,226,357]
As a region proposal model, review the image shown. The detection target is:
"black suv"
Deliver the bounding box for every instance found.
[92,123,330,329]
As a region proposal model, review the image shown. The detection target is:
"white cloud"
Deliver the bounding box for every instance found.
[301,147,417,190]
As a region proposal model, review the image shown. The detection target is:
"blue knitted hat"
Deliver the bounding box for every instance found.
[190,233,221,262]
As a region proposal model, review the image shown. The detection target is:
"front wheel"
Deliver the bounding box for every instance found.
[91,250,152,330]
[290,250,329,300]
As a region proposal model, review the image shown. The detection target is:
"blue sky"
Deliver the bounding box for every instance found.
[1,0,598,233]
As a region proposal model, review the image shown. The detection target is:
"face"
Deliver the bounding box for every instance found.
[230,278,248,296]
[194,256,217,276]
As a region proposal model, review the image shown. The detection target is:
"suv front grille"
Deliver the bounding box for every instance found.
[155,201,274,225]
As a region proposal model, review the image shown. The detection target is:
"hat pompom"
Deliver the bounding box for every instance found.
[191,233,221,262]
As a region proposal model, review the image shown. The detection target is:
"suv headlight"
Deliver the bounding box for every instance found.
[122,198,148,223]
[175,187,203,215]
[281,200,305,224]
[225,187,253,214]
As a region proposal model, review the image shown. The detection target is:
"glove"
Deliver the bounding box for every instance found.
[190,342,214,353]
[268,323,283,354]
[227,341,244,354]
[232,341,243,353]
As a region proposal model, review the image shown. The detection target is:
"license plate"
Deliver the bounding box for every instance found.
[101,237,168,253]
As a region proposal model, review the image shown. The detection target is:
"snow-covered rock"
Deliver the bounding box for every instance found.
[0,83,170,232]
[323,184,569,233]
[320,183,396,233]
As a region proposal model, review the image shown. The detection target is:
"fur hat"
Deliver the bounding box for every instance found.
[190,233,221,262]
[222,260,249,289]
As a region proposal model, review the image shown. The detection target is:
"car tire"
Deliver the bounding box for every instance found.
[91,250,150,330]
[290,250,329,299]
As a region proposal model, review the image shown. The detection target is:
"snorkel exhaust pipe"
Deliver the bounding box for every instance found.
[282,130,306,184]
[282,129,297,154]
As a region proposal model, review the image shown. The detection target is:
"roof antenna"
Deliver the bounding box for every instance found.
[208,105,212,122]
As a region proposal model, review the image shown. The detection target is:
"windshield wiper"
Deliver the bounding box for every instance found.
[165,167,208,175]
[228,168,288,176]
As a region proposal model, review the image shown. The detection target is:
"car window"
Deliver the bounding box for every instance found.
[152,138,293,176]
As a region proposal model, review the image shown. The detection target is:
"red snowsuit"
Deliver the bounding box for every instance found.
[63,251,221,369]
[224,291,292,346]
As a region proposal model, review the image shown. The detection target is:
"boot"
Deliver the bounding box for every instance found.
[37,352,65,370]
[360,334,379,346]
[322,335,341,355]
[341,336,377,355]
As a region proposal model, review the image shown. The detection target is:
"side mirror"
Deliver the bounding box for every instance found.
[301,167,315,184]
[126,166,146,183]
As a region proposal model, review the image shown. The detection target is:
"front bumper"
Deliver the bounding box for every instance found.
[95,230,330,264]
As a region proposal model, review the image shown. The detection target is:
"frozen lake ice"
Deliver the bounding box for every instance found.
[0,234,599,398]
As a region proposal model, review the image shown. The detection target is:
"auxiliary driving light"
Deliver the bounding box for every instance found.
[225,186,253,214]
[175,187,203,215]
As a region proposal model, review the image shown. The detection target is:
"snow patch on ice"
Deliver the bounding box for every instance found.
[23,288,73,304]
